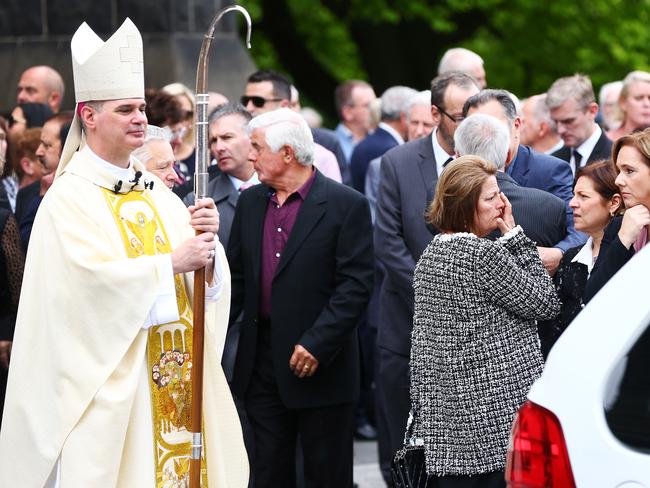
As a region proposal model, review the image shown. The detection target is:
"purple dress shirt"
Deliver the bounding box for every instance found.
[259,170,317,320]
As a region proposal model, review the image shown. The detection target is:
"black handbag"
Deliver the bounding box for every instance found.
[390,411,435,488]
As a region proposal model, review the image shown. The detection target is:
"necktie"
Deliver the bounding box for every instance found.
[239,182,252,192]
[443,157,453,168]
[572,149,583,171]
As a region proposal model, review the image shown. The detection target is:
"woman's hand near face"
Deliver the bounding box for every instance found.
[618,204,650,248]
[496,193,516,235]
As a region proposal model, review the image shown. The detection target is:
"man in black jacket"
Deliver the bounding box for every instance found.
[227,108,373,488]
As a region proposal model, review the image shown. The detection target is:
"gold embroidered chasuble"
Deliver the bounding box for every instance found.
[102,187,208,486]
[0,147,249,487]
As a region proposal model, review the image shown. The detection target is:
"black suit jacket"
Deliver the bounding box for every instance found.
[374,136,438,356]
[491,172,567,247]
[14,181,39,226]
[552,130,613,168]
[227,170,374,408]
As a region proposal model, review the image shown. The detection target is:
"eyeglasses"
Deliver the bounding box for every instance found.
[434,105,464,124]
[240,95,283,108]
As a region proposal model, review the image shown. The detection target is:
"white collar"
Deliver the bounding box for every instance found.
[379,122,404,145]
[84,146,136,181]
[431,129,454,172]
[575,125,602,160]
[228,172,260,191]
[571,236,595,274]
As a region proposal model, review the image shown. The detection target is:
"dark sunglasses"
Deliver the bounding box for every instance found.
[240,95,283,108]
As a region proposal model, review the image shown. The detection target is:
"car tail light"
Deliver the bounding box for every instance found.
[505,400,576,488]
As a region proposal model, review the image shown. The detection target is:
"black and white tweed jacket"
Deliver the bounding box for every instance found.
[409,226,560,476]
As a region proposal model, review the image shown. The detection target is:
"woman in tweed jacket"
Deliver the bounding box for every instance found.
[409,155,560,487]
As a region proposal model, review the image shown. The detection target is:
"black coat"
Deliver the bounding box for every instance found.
[227,170,374,408]
[552,130,613,169]
[583,216,635,303]
[537,245,588,358]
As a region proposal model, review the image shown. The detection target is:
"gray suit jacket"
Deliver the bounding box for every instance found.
[183,173,239,248]
[374,136,437,356]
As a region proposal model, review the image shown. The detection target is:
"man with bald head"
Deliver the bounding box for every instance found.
[16,65,65,113]
[520,94,563,154]
[438,47,487,89]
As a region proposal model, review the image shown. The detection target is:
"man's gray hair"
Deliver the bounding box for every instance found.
[438,48,484,75]
[546,74,595,111]
[462,89,518,125]
[248,108,314,166]
[454,113,510,170]
[380,86,418,121]
[406,90,431,122]
[131,125,172,165]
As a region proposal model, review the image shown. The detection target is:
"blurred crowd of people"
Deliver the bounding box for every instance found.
[1,43,650,488]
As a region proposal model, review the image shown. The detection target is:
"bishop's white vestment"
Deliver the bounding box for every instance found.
[0,146,249,487]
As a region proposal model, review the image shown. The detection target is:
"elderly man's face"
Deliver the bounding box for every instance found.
[407,104,435,140]
[144,139,177,189]
[250,127,286,186]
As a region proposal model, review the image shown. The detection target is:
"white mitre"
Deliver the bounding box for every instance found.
[57,18,145,176]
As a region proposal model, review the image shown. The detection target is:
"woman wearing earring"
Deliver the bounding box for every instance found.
[538,160,623,357]
[584,129,650,302]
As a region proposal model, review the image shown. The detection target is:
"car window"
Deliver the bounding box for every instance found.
[605,321,650,452]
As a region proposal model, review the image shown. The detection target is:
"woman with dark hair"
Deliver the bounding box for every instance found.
[7,102,53,140]
[538,160,623,357]
[584,128,650,302]
[405,156,559,487]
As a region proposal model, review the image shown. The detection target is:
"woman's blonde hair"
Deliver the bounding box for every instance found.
[426,155,497,233]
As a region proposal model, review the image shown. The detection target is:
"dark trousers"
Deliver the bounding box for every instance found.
[376,346,411,482]
[245,325,354,488]
[434,471,505,488]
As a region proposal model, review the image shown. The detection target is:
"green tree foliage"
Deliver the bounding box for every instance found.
[241,0,650,122]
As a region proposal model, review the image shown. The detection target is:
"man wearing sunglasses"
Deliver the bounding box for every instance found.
[243,70,349,186]
[241,70,290,116]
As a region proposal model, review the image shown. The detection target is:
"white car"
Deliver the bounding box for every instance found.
[505,245,650,487]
